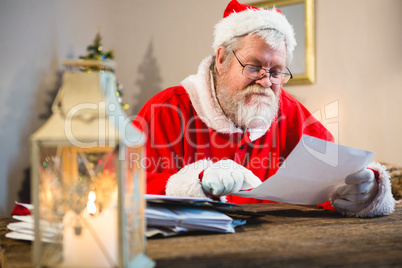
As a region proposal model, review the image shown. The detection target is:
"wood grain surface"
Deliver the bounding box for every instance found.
[1,203,401,267]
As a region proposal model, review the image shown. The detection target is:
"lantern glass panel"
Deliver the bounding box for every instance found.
[36,144,122,267]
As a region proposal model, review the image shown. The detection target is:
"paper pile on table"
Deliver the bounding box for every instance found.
[6,196,249,241]
[6,215,61,242]
[145,195,247,236]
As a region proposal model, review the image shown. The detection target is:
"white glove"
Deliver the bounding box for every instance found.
[201,159,261,197]
[333,169,379,213]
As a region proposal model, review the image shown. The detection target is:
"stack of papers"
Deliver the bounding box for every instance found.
[6,196,247,242]
[5,202,60,242]
[145,195,247,235]
[147,205,235,233]
[6,215,61,243]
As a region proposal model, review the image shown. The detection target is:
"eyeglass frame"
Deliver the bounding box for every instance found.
[232,50,293,85]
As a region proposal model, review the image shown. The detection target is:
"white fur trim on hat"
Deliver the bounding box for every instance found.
[165,159,213,198]
[213,8,296,64]
[331,162,396,218]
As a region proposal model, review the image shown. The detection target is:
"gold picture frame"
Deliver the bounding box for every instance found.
[252,0,315,85]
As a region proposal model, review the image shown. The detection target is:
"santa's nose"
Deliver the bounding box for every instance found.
[254,74,272,88]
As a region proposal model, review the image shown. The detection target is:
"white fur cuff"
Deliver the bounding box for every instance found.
[165,159,213,198]
[332,162,396,218]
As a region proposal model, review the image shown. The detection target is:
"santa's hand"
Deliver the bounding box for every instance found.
[201,159,261,197]
[333,169,379,213]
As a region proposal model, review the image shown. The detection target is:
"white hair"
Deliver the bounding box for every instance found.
[219,28,288,71]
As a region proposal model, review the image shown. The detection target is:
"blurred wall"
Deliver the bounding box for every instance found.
[0,0,401,215]
[285,0,402,164]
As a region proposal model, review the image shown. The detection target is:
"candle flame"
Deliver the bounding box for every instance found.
[87,191,97,215]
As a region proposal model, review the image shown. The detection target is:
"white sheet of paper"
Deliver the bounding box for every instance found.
[234,135,375,205]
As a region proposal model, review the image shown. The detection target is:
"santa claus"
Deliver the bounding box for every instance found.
[133,0,395,217]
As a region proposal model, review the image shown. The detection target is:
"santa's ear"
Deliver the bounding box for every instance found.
[215,46,227,75]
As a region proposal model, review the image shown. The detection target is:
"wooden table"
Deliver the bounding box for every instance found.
[1,203,402,267]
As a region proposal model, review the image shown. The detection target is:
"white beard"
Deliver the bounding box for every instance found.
[238,92,279,129]
[216,84,280,129]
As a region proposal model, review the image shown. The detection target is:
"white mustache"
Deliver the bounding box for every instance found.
[242,85,273,98]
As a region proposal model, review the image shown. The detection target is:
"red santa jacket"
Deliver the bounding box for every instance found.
[133,56,333,204]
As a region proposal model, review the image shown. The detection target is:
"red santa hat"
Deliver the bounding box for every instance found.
[213,0,296,62]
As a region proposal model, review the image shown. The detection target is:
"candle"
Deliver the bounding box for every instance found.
[60,207,118,267]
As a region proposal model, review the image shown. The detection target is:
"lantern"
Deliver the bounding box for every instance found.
[30,60,154,267]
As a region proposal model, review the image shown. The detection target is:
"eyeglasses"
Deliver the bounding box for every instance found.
[232,51,293,85]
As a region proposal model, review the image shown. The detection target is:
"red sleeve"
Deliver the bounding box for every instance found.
[132,87,189,195]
